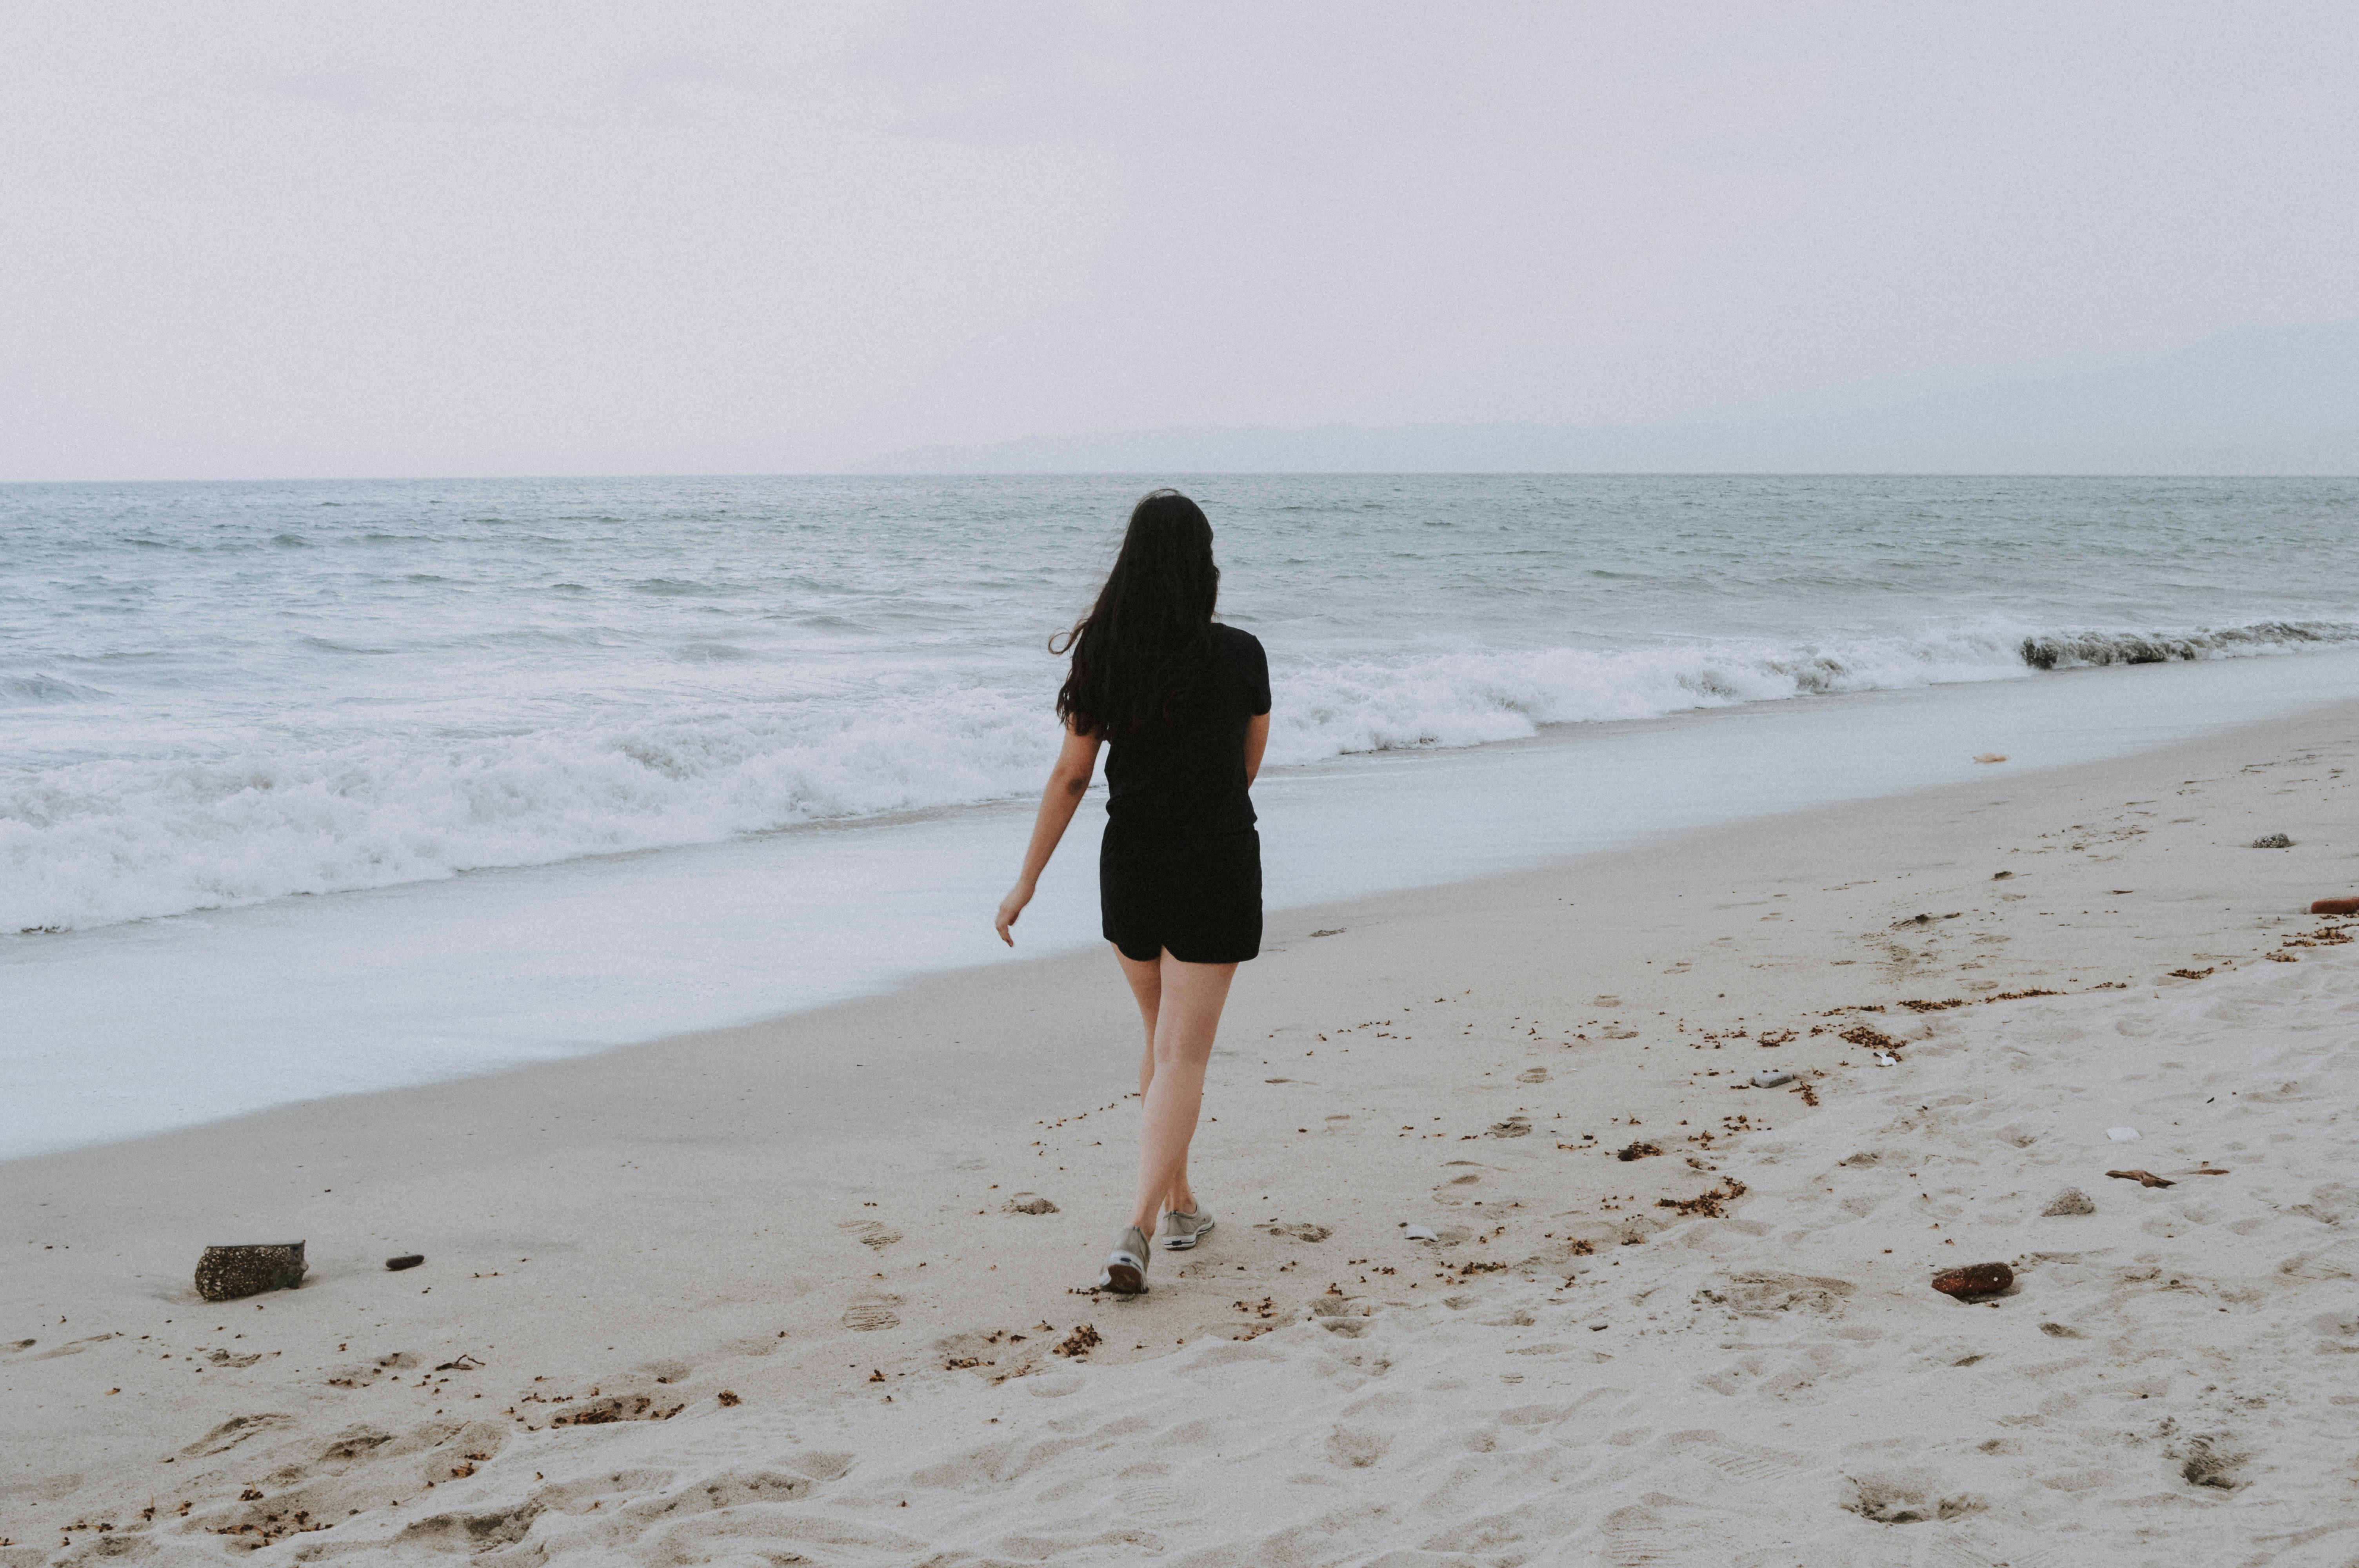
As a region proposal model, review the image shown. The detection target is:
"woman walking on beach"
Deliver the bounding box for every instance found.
[995,490,1269,1295]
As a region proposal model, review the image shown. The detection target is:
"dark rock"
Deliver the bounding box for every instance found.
[1930,1262,2013,1298]
[196,1242,306,1302]
[386,1254,425,1271]
[2250,833,2293,849]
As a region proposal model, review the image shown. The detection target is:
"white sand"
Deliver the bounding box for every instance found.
[7,701,2357,1564]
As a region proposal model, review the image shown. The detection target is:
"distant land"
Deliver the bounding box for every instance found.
[857,320,2359,475]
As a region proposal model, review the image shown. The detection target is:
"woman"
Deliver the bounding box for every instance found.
[994,490,1270,1296]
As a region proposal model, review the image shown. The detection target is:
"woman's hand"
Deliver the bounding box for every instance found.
[995,882,1035,946]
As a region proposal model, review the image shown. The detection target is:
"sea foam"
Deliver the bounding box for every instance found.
[6,619,2352,934]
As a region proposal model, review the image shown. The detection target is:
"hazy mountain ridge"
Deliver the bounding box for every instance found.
[857,321,2359,474]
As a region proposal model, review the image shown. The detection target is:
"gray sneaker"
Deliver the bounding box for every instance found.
[1098,1226,1152,1294]
[1159,1208,1215,1250]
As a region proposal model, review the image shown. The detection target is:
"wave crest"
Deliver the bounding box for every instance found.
[1,673,112,705]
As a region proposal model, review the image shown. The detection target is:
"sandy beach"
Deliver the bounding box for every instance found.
[6,697,2356,1565]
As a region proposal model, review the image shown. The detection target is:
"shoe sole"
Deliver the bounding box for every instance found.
[1102,1259,1147,1294]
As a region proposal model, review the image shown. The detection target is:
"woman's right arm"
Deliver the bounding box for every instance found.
[996,724,1104,946]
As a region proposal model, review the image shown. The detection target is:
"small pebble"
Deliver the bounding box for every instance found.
[1750,1069,1794,1088]
[2105,1127,2139,1142]
[1403,1225,1439,1242]
[386,1254,425,1272]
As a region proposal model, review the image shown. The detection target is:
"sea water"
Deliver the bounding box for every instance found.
[6,474,2358,1157]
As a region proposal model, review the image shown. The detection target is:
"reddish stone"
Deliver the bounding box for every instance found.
[1931,1262,2013,1298]
[2310,897,2359,916]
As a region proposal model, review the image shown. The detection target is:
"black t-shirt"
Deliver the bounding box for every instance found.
[1101,624,1270,837]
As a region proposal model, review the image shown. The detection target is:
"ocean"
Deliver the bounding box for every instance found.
[7,473,2359,1157]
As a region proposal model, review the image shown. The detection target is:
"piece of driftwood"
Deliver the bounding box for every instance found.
[195,1242,306,1302]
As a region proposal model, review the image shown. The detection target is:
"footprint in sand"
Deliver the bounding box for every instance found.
[1663,1430,1809,1484]
[1323,1427,1392,1468]
[316,1425,394,1467]
[1258,1223,1332,1243]
[1599,1499,1752,1564]
[1841,1468,1987,1523]
[1115,1479,1194,1524]
[180,1413,296,1456]
[842,1296,903,1332]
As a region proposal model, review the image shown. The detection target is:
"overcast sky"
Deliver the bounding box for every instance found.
[4,2,2355,480]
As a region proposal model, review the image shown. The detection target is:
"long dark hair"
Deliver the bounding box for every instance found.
[1054,490,1219,737]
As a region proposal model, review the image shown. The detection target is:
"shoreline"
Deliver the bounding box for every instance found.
[5,695,2355,1557]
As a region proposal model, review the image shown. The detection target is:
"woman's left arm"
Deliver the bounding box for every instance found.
[1243,711,1270,785]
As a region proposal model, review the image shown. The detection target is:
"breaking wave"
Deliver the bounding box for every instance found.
[6,619,2357,934]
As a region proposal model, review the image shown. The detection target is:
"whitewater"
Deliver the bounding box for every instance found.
[8,473,2359,936]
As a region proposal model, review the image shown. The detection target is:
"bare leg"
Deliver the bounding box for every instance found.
[1116,947,1161,1101]
[1129,951,1237,1234]
[1118,947,1193,1215]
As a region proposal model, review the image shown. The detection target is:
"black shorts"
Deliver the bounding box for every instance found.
[1100,826,1262,965]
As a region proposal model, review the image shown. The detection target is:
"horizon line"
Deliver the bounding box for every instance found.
[7,468,2357,487]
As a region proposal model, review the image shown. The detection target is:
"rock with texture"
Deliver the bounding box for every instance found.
[1930,1262,2014,1299]
[195,1242,306,1302]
